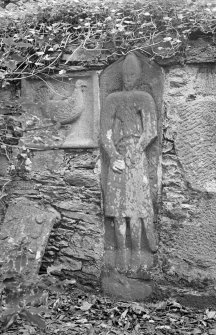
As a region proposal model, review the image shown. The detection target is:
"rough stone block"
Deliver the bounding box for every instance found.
[161,64,216,294]
[31,150,65,173]
[33,150,104,284]
[64,170,99,187]
[175,98,216,192]
[63,233,103,262]
[0,198,60,278]
[59,256,82,271]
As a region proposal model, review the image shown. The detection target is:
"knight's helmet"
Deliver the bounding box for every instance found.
[122,53,142,89]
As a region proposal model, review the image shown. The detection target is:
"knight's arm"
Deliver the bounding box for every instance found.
[139,94,157,149]
[101,94,121,161]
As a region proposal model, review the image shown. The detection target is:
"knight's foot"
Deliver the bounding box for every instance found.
[145,228,158,252]
[115,249,127,273]
[129,250,141,274]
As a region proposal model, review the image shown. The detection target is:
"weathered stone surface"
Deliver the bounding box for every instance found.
[2,57,216,301]
[64,170,99,187]
[185,38,216,64]
[58,256,82,271]
[29,149,104,285]
[100,52,164,299]
[102,270,153,301]
[0,197,60,278]
[31,149,65,173]
[82,262,101,278]
[0,147,103,286]
[175,99,216,192]
[63,233,103,261]
[161,64,216,294]
[20,72,100,148]
[161,197,216,282]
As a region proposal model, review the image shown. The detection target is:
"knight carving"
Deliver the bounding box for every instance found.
[101,53,158,276]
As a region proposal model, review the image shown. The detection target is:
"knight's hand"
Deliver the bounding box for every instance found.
[112,159,125,173]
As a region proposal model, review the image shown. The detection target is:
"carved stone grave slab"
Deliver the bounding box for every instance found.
[0,198,60,278]
[100,52,164,300]
[175,98,216,192]
[20,72,100,149]
[161,65,216,293]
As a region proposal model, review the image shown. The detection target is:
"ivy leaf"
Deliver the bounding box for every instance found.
[163,37,172,42]
[59,69,66,75]
[35,62,44,66]
[35,51,45,56]
[124,20,135,24]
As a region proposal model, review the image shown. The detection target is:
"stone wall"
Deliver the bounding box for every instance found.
[0,148,103,286]
[0,74,103,287]
[160,65,216,296]
[32,149,103,286]
[1,59,216,299]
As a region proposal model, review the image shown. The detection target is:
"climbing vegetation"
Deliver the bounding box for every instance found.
[0,0,216,86]
[0,0,216,193]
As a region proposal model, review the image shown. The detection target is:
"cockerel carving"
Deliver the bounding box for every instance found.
[34,79,87,128]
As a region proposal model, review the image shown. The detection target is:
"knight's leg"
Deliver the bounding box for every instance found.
[114,217,127,272]
[143,215,158,252]
[130,216,142,273]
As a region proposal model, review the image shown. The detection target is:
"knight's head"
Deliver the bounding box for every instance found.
[122,53,141,91]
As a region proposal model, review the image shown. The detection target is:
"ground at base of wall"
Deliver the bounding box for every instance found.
[2,281,216,335]
[158,284,216,310]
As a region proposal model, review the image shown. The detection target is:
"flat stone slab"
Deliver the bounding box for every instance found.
[20,72,100,149]
[102,270,153,301]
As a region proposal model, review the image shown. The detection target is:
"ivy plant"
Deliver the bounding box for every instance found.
[0,0,216,86]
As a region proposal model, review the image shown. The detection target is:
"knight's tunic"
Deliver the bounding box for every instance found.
[101,90,157,218]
